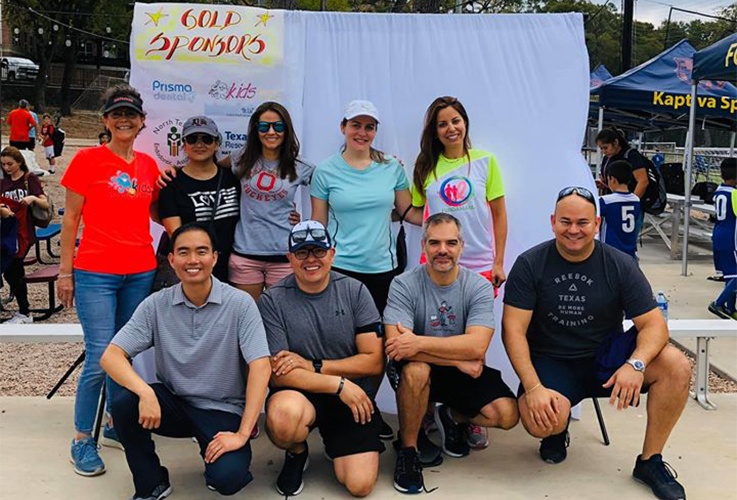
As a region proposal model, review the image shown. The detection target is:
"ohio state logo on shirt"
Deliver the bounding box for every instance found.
[438,176,473,207]
[243,170,288,201]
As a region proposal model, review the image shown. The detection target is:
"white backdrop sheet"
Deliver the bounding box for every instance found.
[130,4,594,409]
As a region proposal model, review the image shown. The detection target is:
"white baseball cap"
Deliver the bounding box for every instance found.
[343,100,380,123]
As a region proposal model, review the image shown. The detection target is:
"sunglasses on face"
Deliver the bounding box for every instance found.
[257,121,286,134]
[557,186,596,206]
[290,227,328,244]
[184,134,216,145]
[108,109,141,119]
[293,247,328,260]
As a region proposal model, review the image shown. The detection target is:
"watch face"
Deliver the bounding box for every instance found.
[631,360,645,371]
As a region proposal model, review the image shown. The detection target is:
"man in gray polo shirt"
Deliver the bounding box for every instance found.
[384,213,519,494]
[101,223,271,500]
[258,220,384,498]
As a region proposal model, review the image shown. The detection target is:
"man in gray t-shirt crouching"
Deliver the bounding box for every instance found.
[101,223,271,500]
[258,220,385,498]
[384,213,519,494]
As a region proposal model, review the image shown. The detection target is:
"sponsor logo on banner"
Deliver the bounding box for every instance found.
[152,79,196,102]
[208,80,257,100]
[223,130,247,152]
[151,118,187,167]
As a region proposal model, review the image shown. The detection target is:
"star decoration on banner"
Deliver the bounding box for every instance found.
[146,8,169,27]
[255,13,273,27]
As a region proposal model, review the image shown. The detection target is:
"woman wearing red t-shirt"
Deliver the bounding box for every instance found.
[0,146,49,324]
[58,85,160,477]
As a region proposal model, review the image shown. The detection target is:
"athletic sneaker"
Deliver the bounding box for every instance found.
[433,405,469,458]
[377,413,394,440]
[466,424,489,449]
[276,443,310,496]
[131,479,172,500]
[250,422,260,439]
[393,447,424,494]
[101,423,124,451]
[48,168,56,174]
[70,437,105,476]
[6,312,33,324]
[632,454,686,500]
[539,429,570,464]
[708,302,732,319]
[393,429,443,467]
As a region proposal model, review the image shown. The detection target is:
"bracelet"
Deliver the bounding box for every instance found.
[525,383,541,397]
[58,273,73,279]
[336,377,345,395]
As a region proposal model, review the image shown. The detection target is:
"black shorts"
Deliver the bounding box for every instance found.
[333,267,396,315]
[9,140,29,150]
[268,389,385,459]
[388,361,515,418]
[521,355,649,407]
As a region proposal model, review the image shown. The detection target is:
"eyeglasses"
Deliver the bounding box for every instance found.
[293,247,328,260]
[184,134,216,145]
[108,109,140,119]
[557,186,596,206]
[290,227,328,244]
[257,121,286,134]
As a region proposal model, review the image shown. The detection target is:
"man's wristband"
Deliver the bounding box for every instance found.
[336,377,345,395]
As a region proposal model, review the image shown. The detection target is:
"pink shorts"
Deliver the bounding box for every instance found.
[479,270,500,299]
[228,254,293,287]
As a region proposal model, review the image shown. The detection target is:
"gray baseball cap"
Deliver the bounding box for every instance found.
[182,116,219,138]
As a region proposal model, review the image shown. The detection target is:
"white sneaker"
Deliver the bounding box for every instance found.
[6,313,33,324]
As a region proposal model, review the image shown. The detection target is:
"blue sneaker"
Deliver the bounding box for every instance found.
[102,423,125,451]
[70,437,105,476]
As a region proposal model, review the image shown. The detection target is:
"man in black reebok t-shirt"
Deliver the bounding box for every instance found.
[502,187,689,500]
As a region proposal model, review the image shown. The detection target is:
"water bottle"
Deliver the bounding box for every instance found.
[656,291,669,321]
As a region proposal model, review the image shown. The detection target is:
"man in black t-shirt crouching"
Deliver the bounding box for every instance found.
[502,186,689,500]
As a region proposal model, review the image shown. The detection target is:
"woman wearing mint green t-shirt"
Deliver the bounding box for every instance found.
[311,100,421,315]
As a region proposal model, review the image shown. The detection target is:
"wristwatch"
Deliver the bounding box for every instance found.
[626,358,646,372]
[313,359,323,373]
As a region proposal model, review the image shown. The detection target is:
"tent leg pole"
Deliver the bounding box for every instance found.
[682,83,697,277]
[595,107,604,179]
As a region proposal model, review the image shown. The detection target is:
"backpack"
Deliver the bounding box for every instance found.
[52,127,66,157]
[625,149,667,216]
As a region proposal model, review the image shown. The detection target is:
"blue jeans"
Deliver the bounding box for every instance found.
[112,384,253,497]
[73,269,154,434]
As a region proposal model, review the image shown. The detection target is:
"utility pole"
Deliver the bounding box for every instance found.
[621,0,634,72]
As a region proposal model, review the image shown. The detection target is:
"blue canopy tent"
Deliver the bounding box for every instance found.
[590,39,737,131]
[590,64,613,88]
[683,34,737,275]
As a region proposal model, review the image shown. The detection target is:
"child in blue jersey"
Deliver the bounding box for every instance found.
[599,160,641,258]
[708,158,737,320]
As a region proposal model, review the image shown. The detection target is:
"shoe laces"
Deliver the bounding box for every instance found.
[77,439,100,463]
[650,458,679,484]
[468,424,484,435]
[397,450,438,494]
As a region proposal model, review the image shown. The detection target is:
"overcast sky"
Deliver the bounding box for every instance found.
[590,0,733,26]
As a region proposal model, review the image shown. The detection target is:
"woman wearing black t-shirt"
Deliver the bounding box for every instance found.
[595,128,649,199]
[158,116,239,282]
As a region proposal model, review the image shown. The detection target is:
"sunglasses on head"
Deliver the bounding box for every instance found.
[291,227,328,244]
[557,186,596,205]
[184,134,216,145]
[293,247,328,260]
[257,121,286,134]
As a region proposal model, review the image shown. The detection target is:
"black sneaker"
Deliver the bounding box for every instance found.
[276,443,310,497]
[433,405,469,458]
[394,447,424,494]
[708,302,732,319]
[131,477,172,500]
[539,429,570,464]
[377,413,394,440]
[392,429,444,467]
[633,454,686,500]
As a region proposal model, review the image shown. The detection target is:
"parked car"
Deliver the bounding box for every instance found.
[1,57,39,81]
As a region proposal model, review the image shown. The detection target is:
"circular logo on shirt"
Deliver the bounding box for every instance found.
[243,167,288,201]
[438,176,473,207]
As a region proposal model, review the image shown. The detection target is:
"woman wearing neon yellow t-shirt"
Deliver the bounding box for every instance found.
[412,96,508,290]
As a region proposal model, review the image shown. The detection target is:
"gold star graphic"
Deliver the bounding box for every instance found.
[146,8,168,27]
[255,13,273,27]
